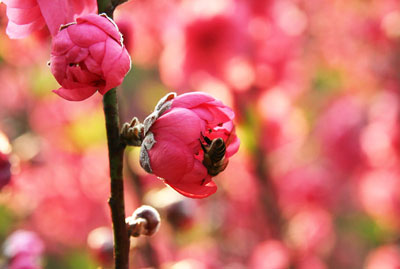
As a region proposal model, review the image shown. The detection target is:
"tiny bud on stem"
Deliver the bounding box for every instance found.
[120,117,144,146]
[126,205,160,237]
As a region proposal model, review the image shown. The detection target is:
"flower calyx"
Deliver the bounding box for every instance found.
[120,117,144,146]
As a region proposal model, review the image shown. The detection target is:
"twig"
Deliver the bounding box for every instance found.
[103,89,130,269]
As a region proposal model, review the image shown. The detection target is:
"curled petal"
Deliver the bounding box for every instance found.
[67,23,108,47]
[52,86,97,101]
[172,92,215,109]
[77,14,121,43]
[226,135,240,158]
[165,179,217,199]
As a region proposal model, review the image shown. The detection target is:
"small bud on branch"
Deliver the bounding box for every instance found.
[120,117,144,146]
[126,205,161,237]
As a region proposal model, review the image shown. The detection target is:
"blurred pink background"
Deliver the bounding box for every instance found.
[1,0,400,268]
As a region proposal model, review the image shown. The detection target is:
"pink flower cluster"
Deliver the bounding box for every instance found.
[140,92,239,198]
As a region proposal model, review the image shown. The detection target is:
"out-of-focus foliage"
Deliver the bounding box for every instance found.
[1,0,400,268]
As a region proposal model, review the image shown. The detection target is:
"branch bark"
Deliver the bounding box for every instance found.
[103,88,130,269]
[96,0,132,267]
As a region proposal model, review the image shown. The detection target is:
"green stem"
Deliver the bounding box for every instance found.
[97,0,128,16]
[103,89,129,269]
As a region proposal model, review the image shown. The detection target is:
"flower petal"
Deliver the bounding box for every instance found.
[6,5,42,25]
[77,14,121,43]
[5,16,45,39]
[151,108,204,146]
[52,86,97,101]
[67,23,107,47]
[172,92,215,109]
[164,179,217,199]
[148,138,192,182]
[3,0,38,8]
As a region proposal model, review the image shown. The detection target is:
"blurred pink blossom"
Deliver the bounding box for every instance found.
[50,14,131,101]
[365,244,400,269]
[358,168,400,228]
[160,12,246,89]
[286,207,335,256]
[317,96,366,174]
[249,240,290,269]
[3,230,44,269]
[140,92,239,198]
[2,0,97,39]
[0,152,12,190]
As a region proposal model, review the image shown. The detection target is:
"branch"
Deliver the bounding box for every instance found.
[103,89,129,269]
[97,0,128,17]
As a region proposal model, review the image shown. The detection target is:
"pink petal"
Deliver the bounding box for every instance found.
[67,23,107,47]
[193,105,232,126]
[77,14,121,43]
[6,18,45,39]
[217,106,235,120]
[68,0,97,18]
[37,0,71,36]
[181,159,208,183]
[65,66,99,84]
[51,29,74,56]
[165,180,217,199]
[36,0,96,37]
[6,5,42,24]
[226,135,240,158]
[172,92,215,109]
[49,55,67,84]
[84,55,102,74]
[52,86,97,101]
[65,46,88,63]
[101,39,131,93]
[3,0,38,8]
[89,42,106,64]
[149,138,192,182]
[101,38,124,74]
[151,108,204,146]
[3,0,43,39]
[190,106,214,122]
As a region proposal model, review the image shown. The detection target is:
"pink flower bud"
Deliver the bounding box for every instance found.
[140,92,240,198]
[49,14,131,101]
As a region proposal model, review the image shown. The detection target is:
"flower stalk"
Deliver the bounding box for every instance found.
[103,88,130,269]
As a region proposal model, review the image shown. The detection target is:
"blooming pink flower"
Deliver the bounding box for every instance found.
[49,14,131,101]
[140,92,240,198]
[2,0,97,39]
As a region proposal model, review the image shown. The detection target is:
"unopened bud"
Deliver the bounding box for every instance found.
[126,205,160,237]
[120,117,144,146]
